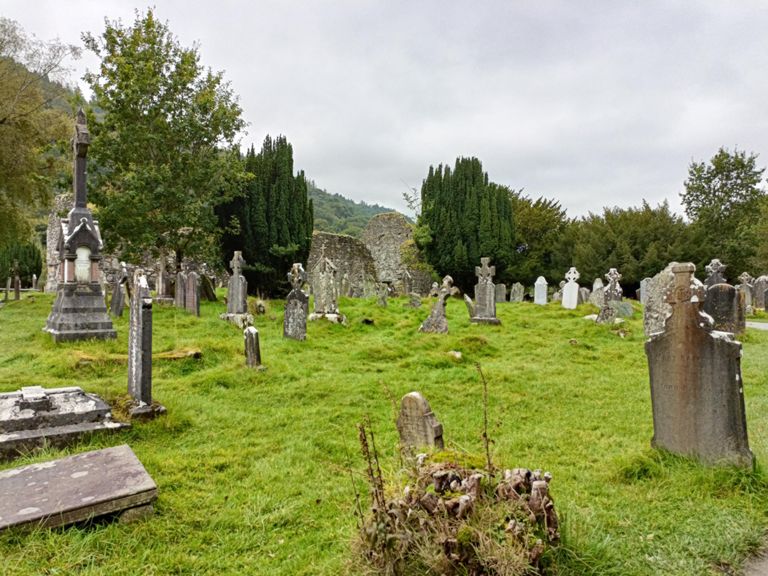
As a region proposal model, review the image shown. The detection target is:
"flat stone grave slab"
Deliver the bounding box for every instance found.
[0,386,129,460]
[0,444,157,531]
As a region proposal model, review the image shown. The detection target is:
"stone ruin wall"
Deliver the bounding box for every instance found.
[307,231,378,297]
[362,212,432,295]
[44,193,73,292]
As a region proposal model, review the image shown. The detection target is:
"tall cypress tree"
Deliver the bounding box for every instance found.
[415,157,515,289]
[218,135,313,295]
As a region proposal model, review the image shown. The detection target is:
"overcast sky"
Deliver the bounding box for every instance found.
[3,1,768,218]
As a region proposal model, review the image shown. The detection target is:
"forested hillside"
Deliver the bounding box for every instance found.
[308,181,400,237]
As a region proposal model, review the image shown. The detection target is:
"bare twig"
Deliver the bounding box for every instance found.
[476,363,495,477]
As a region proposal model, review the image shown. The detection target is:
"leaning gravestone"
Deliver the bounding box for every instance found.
[704,258,727,287]
[561,268,580,310]
[534,276,548,305]
[419,276,455,333]
[643,263,677,336]
[703,283,745,334]
[244,326,263,368]
[185,270,200,317]
[284,263,309,341]
[127,269,165,420]
[753,275,768,310]
[495,283,507,303]
[0,445,157,530]
[470,257,501,324]
[509,282,524,303]
[646,262,752,467]
[396,392,444,451]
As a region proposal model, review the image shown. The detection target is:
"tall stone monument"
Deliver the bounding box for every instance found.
[284,263,309,340]
[534,276,548,305]
[45,110,116,342]
[561,267,580,310]
[469,257,501,324]
[604,268,623,302]
[227,251,248,314]
[127,270,164,419]
[645,263,752,467]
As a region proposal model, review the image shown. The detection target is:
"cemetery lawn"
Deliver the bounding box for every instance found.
[2,294,768,576]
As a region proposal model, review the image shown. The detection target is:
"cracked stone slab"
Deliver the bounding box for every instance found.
[0,444,157,531]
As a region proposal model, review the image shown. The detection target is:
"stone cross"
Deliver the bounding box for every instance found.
[604,268,623,303]
[244,326,262,368]
[73,108,90,210]
[738,272,753,287]
[227,250,248,314]
[470,257,500,324]
[230,251,245,277]
[419,275,455,333]
[561,267,580,309]
[475,257,495,283]
[128,269,152,407]
[284,263,308,340]
[704,258,727,287]
[646,262,752,467]
[396,392,444,451]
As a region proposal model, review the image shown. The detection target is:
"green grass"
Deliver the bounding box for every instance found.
[1,293,768,575]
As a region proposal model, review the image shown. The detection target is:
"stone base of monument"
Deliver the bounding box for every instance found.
[308,312,347,324]
[129,401,167,422]
[219,312,254,329]
[0,386,129,461]
[45,283,116,342]
[0,444,157,531]
[470,316,501,325]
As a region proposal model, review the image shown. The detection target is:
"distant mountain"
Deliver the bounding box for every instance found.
[308,181,405,237]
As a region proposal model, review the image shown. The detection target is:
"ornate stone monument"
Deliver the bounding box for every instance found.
[396,392,444,451]
[44,110,116,342]
[704,258,727,287]
[534,276,548,305]
[645,263,752,467]
[469,257,501,324]
[561,267,580,309]
[419,275,456,333]
[284,263,309,340]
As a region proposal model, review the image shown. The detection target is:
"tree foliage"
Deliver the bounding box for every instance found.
[0,18,79,248]
[83,9,245,266]
[218,135,313,296]
[681,147,766,275]
[0,240,42,284]
[416,157,515,289]
[309,181,394,237]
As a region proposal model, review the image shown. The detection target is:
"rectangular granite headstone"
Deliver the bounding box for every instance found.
[0,444,157,530]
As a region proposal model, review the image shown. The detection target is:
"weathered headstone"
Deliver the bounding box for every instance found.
[578,287,591,305]
[589,278,605,307]
[13,273,20,301]
[495,283,507,303]
[110,262,128,317]
[31,274,37,291]
[185,270,200,317]
[44,110,116,342]
[534,276,548,305]
[604,268,623,303]
[639,277,651,306]
[402,270,413,295]
[509,282,524,303]
[244,326,262,368]
[376,283,389,307]
[309,257,344,323]
[470,257,501,324]
[174,270,187,309]
[406,292,422,308]
[419,275,455,333]
[643,263,677,336]
[737,272,754,315]
[284,263,309,341]
[200,274,217,302]
[0,445,157,530]
[463,294,475,318]
[646,262,752,467]
[705,258,727,287]
[561,268,580,309]
[127,270,164,419]
[153,255,174,305]
[227,251,248,314]
[703,283,745,334]
[396,392,444,451]
[753,275,768,310]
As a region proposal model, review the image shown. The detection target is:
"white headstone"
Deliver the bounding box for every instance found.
[561,267,580,309]
[534,276,548,305]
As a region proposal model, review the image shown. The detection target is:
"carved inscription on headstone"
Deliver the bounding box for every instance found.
[396,392,444,451]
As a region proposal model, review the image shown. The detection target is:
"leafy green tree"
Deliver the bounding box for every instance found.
[508,192,569,284]
[0,18,79,248]
[83,9,245,266]
[0,240,42,284]
[219,136,313,295]
[416,157,514,288]
[681,147,766,275]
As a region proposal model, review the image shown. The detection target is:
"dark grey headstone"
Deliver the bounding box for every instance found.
[174,271,187,309]
[244,326,262,368]
[471,257,500,324]
[13,275,20,301]
[705,258,727,287]
[0,445,157,531]
[646,263,752,467]
[128,270,153,406]
[703,283,745,334]
[185,271,200,317]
